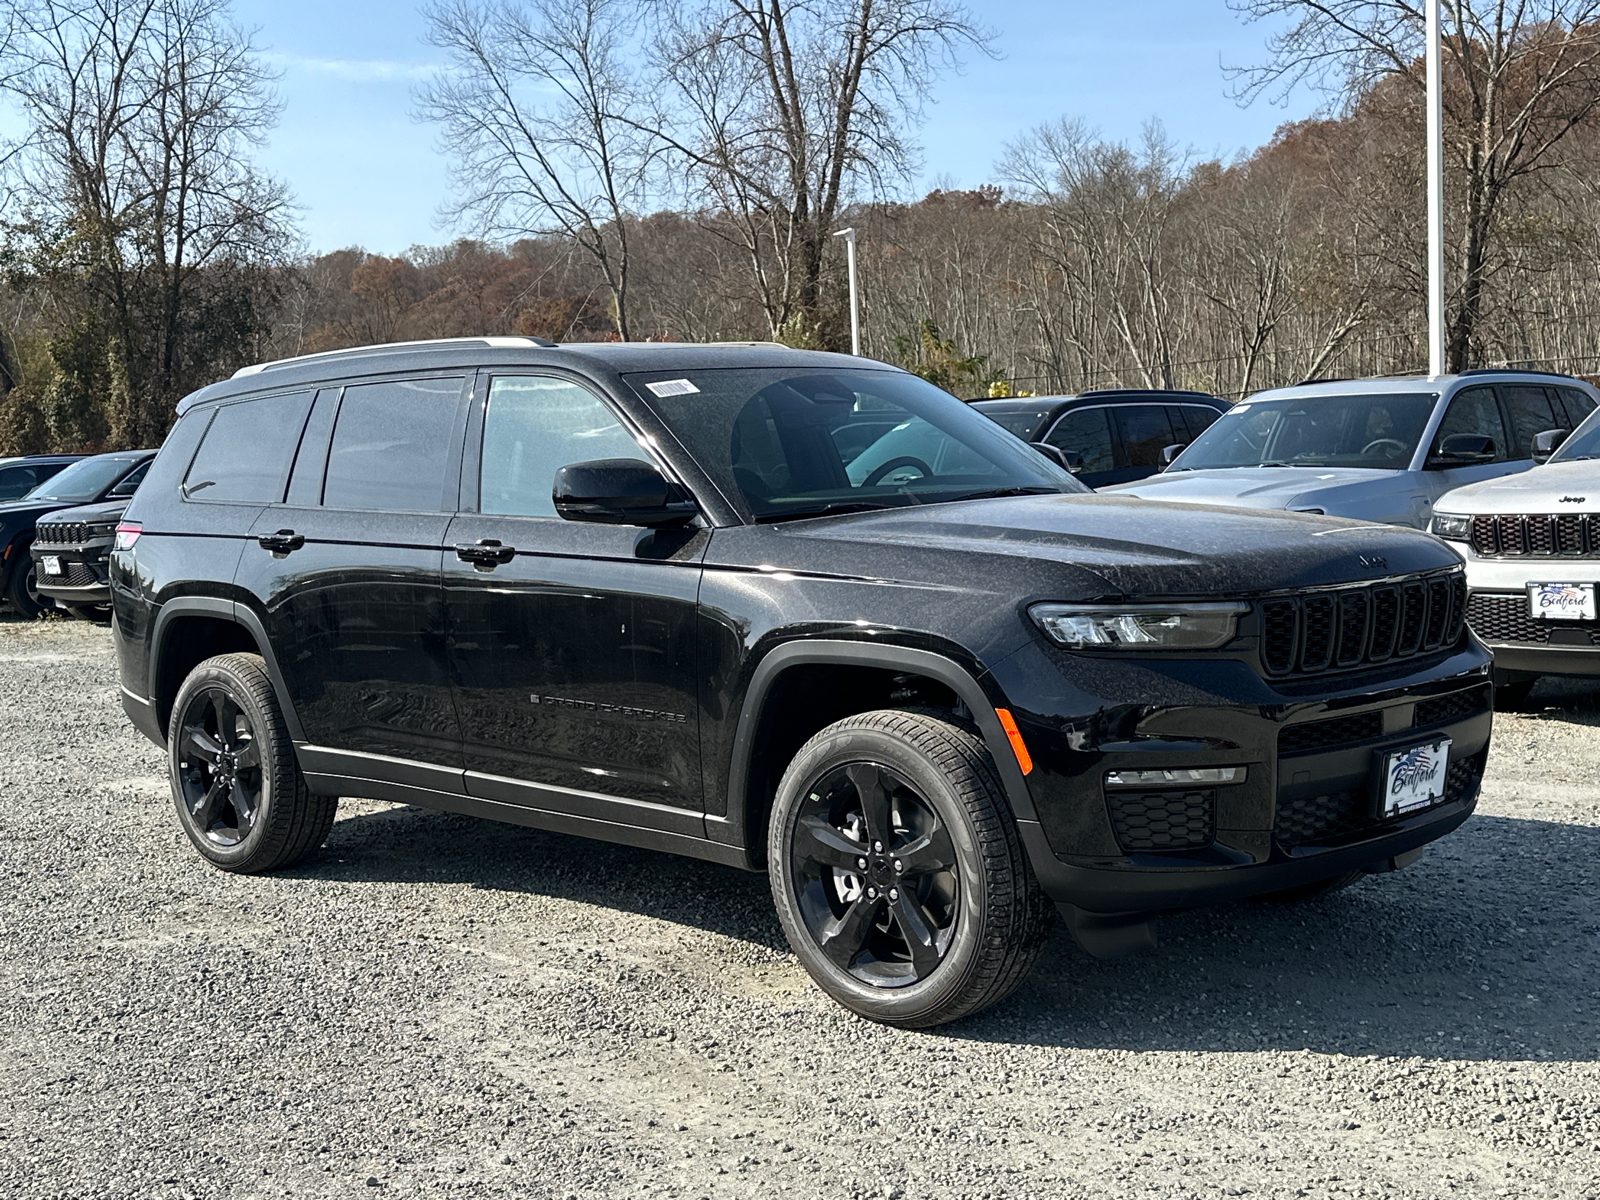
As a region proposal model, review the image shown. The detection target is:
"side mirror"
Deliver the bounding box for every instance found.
[553,459,697,528]
[1160,443,1188,468]
[1426,433,1497,469]
[1029,442,1076,472]
[1532,428,1569,464]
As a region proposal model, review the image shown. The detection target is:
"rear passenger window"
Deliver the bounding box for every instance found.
[0,466,39,500]
[324,379,462,511]
[1114,405,1180,468]
[480,376,648,518]
[1502,386,1563,456]
[183,392,314,503]
[1044,408,1115,475]
[1558,386,1596,426]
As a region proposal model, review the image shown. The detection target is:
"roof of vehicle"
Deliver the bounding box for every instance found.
[1244,370,1597,403]
[971,389,1224,414]
[177,337,895,415]
[0,454,87,466]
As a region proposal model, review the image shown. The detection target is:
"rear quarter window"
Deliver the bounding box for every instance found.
[184,392,314,503]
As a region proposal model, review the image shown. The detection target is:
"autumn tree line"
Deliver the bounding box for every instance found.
[6,0,1600,456]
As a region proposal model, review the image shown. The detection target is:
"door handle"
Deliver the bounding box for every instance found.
[455,539,516,569]
[258,529,305,556]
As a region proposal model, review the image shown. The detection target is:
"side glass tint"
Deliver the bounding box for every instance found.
[1434,387,1509,462]
[112,460,150,495]
[1113,405,1179,468]
[481,376,649,518]
[1178,405,1221,439]
[323,379,462,511]
[183,392,314,503]
[0,466,37,500]
[1044,408,1115,474]
[1558,386,1596,426]
[1502,385,1562,456]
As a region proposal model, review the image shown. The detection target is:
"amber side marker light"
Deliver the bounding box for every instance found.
[994,708,1034,776]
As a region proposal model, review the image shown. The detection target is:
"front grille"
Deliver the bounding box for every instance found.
[1414,686,1491,729]
[1472,513,1600,557]
[1107,789,1215,852]
[1276,748,1485,848]
[1279,711,1384,756]
[34,521,96,546]
[1466,593,1600,646]
[1259,571,1467,677]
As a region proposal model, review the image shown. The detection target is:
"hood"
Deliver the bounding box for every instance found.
[1103,466,1400,512]
[776,493,1458,599]
[1433,458,1600,515]
[0,497,72,538]
[34,499,129,526]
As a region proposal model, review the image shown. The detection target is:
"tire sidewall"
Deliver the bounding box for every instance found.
[168,659,283,869]
[769,723,992,1024]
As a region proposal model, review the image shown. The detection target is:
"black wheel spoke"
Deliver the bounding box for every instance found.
[817,895,882,970]
[889,892,944,975]
[229,779,256,830]
[232,738,259,771]
[797,815,865,871]
[846,763,894,846]
[182,726,222,765]
[190,777,226,828]
[215,696,240,750]
[896,822,956,876]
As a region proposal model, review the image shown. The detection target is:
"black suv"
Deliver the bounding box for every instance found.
[2,450,153,617]
[971,390,1228,487]
[112,340,1491,1027]
[0,454,84,501]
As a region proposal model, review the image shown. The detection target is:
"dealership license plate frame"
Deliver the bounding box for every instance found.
[1527,581,1597,621]
[40,555,61,577]
[1378,737,1451,819]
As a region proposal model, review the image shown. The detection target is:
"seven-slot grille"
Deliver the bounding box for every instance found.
[1471,513,1599,557]
[33,521,101,546]
[1259,572,1467,677]
[1466,592,1600,645]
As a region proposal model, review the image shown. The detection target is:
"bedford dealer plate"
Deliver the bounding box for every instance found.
[1381,738,1451,818]
[40,555,61,577]
[1528,582,1597,620]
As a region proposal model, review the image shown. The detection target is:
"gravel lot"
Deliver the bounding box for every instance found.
[1,615,1597,1200]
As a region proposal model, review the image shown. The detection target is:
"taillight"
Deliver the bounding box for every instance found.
[113,522,142,551]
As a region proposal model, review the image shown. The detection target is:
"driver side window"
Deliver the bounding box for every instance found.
[1433,387,1509,462]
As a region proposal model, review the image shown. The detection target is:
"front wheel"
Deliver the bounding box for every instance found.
[168,653,338,873]
[767,709,1052,1028]
[6,552,43,618]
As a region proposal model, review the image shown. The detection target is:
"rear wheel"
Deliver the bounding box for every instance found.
[6,551,43,618]
[768,709,1052,1028]
[168,653,337,873]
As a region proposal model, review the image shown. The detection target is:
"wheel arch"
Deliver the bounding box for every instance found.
[149,597,305,744]
[715,640,1038,867]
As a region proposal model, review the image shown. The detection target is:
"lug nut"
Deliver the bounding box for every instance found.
[873,840,883,852]
[889,888,899,901]
[866,887,878,899]
[893,859,903,873]
[856,857,868,870]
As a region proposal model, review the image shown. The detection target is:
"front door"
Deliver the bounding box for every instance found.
[445,374,707,832]
[1417,385,1528,523]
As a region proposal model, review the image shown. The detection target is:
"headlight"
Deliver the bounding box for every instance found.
[1030,601,1246,650]
[1432,513,1471,542]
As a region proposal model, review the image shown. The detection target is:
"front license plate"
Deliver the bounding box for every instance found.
[1528,582,1596,620]
[1381,738,1451,817]
[40,555,61,577]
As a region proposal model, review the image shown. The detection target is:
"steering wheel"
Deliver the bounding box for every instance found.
[863,456,932,486]
[1361,438,1409,460]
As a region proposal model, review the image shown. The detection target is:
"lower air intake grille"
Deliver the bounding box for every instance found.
[1278,711,1384,756]
[1107,789,1216,852]
[1275,749,1486,848]
[1466,593,1600,645]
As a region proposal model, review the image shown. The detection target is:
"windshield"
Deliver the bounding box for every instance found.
[23,456,134,502]
[1551,403,1600,462]
[626,368,1086,522]
[1170,392,1438,471]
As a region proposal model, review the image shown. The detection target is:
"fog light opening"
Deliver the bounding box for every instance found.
[1104,766,1246,788]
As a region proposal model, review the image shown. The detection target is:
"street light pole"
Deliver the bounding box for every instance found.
[833,227,860,355]
[1427,0,1446,376]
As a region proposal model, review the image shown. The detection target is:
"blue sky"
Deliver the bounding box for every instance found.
[226,1,1320,253]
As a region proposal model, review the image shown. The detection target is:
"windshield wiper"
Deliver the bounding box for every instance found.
[754,501,895,524]
[947,485,1061,503]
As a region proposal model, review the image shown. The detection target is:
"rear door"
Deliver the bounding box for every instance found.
[234,375,469,770]
[445,372,708,833]
[1107,404,1183,486]
[1041,406,1116,487]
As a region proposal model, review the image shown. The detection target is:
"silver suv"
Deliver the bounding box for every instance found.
[1105,372,1600,529]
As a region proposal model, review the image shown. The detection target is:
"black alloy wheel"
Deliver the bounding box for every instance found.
[789,761,959,987]
[6,553,44,618]
[175,685,264,847]
[168,653,338,873]
[769,708,1052,1028]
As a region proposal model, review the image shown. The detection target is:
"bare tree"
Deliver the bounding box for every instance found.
[418,0,656,340]
[1230,0,1600,370]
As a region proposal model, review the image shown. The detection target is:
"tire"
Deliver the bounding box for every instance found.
[767,708,1053,1028]
[6,550,43,618]
[168,653,337,873]
[1259,869,1363,903]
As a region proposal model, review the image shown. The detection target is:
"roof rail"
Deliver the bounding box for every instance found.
[1077,387,1219,400]
[1292,377,1354,387]
[1459,366,1578,380]
[231,335,558,379]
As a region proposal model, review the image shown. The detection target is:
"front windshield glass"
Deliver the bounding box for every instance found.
[1551,404,1600,462]
[23,456,131,502]
[1170,392,1438,472]
[626,368,1086,522]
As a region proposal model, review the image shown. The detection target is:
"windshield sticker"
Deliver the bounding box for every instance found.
[646,378,700,397]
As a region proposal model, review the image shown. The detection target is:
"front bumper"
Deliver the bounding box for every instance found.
[32,543,112,605]
[988,639,1493,914]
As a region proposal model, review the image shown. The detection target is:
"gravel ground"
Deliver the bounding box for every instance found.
[1,615,1597,1200]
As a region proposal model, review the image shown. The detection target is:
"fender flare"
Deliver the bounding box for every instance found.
[712,639,1039,857]
[149,596,306,743]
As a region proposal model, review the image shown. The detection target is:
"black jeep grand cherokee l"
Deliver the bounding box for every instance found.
[111,338,1492,1027]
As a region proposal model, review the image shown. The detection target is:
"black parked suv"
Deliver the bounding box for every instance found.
[112,339,1491,1027]
[2,450,153,617]
[971,389,1228,487]
[32,493,145,619]
[0,454,84,501]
